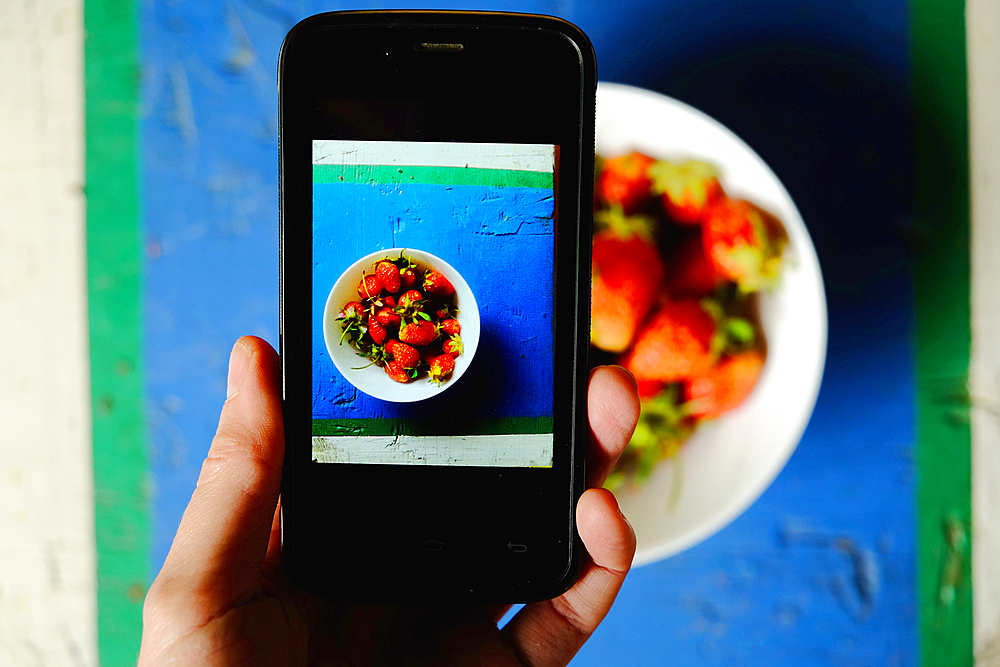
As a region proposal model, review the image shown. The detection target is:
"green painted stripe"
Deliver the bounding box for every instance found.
[313,416,554,437]
[911,0,972,664]
[313,164,554,189]
[84,0,148,664]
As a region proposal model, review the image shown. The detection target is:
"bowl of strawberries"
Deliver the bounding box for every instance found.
[594,83,827,565]
[324,248,480,403]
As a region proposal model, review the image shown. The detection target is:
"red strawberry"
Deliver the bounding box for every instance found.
[400,267,418,290]
[685,350,765,419]
[590,228,665,353]
[648,159,724,224]
[702,199,787,292]
[621,300,717,382]
[595,152,657,214]
[357,273,383,300]
[438,318,461,336]
[375,260,401,294]
[381,295,397,308]
[384,360,411,384]
[384,339,400,356]
[636,379,667,399]
[336,301,365,346]
[423,270,455,298]
[339,301,364,321]
[428,354,455,385]
[391,341,420,370]
[666,234,728,297]
[367,315,388,345]
[395,289,426,320]
[375,306,401,329]
[399,320,437,347]
[442,334,464,358]
[435,304,458,320]
[397,289,424,309]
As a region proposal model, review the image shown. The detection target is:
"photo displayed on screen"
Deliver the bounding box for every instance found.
[312,140,556,467]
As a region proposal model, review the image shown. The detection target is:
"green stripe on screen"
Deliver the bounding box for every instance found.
[313,164,554,189]
[85,0,148,664]
[313,416,554,437]
[911,0,972,664]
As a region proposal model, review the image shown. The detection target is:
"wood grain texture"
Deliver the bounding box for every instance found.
[912,0,973,663]
[0,0,97,664]
[134,1,964,664]
[313,434,554,466]
[84,0,149,663]
[968,0,1000,663]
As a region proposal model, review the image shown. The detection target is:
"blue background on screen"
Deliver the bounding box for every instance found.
[311,181,555,422]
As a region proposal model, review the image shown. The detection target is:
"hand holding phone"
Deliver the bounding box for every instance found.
[137,336,639,666]
[279,11,603,602]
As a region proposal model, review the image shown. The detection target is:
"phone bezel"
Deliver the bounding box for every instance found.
[278,11,596,602]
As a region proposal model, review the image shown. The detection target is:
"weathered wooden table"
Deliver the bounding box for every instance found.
[3,0,986,665]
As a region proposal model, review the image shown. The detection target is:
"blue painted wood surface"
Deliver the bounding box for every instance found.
[142,0,916,662]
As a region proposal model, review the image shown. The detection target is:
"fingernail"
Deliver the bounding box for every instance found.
[227,340,251,400]
[608,364,637,384]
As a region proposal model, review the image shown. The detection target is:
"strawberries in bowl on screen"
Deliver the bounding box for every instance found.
[324,248,481,403]
[336,251,463,386]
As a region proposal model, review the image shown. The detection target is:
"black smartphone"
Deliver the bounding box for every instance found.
[278,10,596,602]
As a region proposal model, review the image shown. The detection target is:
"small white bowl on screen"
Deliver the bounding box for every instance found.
[323,248,481,403]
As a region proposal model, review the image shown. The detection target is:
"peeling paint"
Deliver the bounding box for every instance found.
[169,62,198,144]
[782,524,881,620]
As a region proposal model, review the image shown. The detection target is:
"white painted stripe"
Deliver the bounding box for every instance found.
[968,1,1000,663]
[312,434,554,467]
[312,139,555,172]
[0,1,96,665]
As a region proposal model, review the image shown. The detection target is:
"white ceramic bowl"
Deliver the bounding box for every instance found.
[323,248,481,403]
[597,83,828,565]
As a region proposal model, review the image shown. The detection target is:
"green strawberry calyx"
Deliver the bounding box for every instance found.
[714,205,789,293]
[394,295,427,320]
[386,249,417,271]
[443,334,464,356]
[700,297,757,357]
[594,206,657,242]
[336,314,364,348]
[355,341,390,368]
[647,159,719,207]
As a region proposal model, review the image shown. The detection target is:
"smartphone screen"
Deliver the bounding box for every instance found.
[312,139,556,468]
[279,11,595,601]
